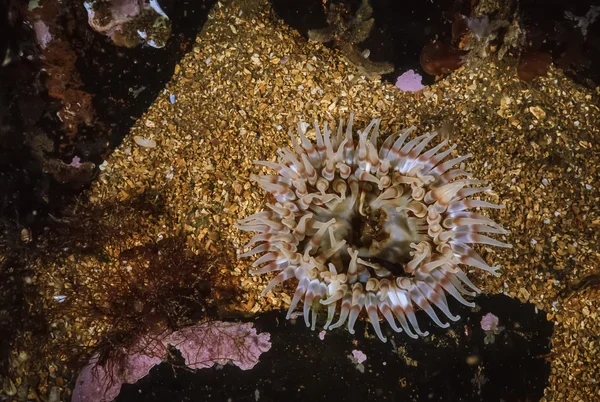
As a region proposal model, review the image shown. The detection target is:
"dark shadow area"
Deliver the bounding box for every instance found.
[270,0,451,85]
[0,0,217,232]
[0,239,48,378]
[270,0,600,87]
[520,0,600,88]
[74,0,218,157]
[116,294,553,402]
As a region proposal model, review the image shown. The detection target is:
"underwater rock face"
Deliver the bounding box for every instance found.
[115,298,553,402]
[237,116,511,342]
[84,0,171,48]
[307,0,393,77]
[517,50,552,81]
[420,40,467,76]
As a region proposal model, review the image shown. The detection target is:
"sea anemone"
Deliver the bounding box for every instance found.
[236,115,511,342]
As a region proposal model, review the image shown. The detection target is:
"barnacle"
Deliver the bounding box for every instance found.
[237,115,511,342]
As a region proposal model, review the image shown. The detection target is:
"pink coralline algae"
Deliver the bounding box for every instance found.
[72,321,271,402]
[166,321,272,371]
[69,156,83,168]
[480,312,503,345]
[33,20,52,49]
[351,349,367,364]
[480,312,499,332]
[395,70,425,92]
[71,336,165,402]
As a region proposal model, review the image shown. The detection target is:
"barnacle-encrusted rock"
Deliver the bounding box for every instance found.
[84,0,171,48]
[237,115,511,342]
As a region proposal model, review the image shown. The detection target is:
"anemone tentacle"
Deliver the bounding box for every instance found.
[236,115,511,342]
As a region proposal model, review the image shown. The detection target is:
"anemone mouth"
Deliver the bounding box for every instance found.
[236,115,511,343]
[332,182,421,276]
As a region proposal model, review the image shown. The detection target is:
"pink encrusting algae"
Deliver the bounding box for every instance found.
[72,321,271,402]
